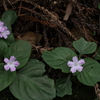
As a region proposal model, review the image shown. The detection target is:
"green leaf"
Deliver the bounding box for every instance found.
[73,38,97,55]
[1,10,17,26]
[98,3,100,10]
[77,58,100,86]
[4,32,14,45]
[0,40,8,59]
[42,47,77,73]
[18,59,46,77]
[0,11,15,45]
[56,75,72,97]
[0,10,16,44]
[9,60,56,100]
[94,47,100,60]
[4,40,31,69]
[0,63,16,91]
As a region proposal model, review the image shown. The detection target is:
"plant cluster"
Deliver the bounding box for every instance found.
[0,10,100,100]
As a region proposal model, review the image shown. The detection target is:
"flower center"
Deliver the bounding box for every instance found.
[74,60,78,66]
[74,63,77,66]
[9,61,13,65]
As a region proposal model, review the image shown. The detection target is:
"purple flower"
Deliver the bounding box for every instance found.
[67,56,85,73]
[4,56,20,72]
[0,21,5,32]
[0,21,10,39]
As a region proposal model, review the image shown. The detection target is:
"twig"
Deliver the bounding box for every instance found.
[63,3,72,21]
[43,25,49,47]
[11,0,77,40]
[18,2,22,16]
[3,0,8,11]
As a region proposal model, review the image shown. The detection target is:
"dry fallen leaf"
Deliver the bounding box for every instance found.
[16,31,42,45]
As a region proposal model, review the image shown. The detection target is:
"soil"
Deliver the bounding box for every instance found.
[0,0,100,100]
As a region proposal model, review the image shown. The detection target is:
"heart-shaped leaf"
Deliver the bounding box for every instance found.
[0,40,8,59]
[4,40,31,69]
[42,47,77,73]
[77,58,100,86]
[1,10,17,26]
[73,38,97,55]
[9,59,56,100]
[56,75,72,97]
[0,63,16,91]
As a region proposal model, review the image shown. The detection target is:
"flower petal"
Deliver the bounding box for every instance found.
[5,30,10,35]
[0,21,4,26]
[4,26,7,30]
[4,65,9,71]
[0,27,5,32]
[14,61,20,67]
[77,66,83,72]
[4,58,9,63]
[10,66,16,72]
[67,61,74,67]
[78,59,85,65]
[3,34,7,39]
[0,34,2,37]
[70,67,77,73]
[72,56,78,64]
[10,56,16,61]
[2,31,9,39]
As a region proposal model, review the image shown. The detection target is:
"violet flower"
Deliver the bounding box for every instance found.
[67,56,85,73]
[4,56,20,72]
[0,21,5,32]
[0,21,10,39]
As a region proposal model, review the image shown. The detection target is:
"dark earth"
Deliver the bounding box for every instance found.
[0,0,100,100]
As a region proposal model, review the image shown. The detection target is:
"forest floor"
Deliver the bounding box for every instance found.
[0,0,100,100]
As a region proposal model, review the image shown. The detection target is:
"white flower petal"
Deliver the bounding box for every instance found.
[70,67,77,73]
[0,21,4,26]
[77,66,83,72]
[4,58,9,63]
[5,30,10,35]
[0,27,5,32]
[4,65,9,71]
[10,66,16,72]
[4,26,7,30]
[0,34,2,37]
[0,21,10,39]
[78,59,85,65]
[67,56,85,73]
[14,61,20,67]
[4,56,20,72]
[10,56,16,61]
[67,61,74,67]
[72,56,78,64]
[3,35,7,39]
